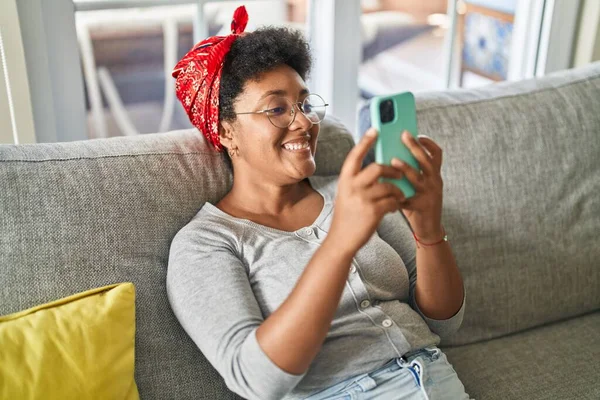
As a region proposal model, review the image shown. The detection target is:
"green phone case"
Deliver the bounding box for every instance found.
[370,91,420,199]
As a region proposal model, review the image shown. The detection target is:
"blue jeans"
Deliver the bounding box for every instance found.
[304,347,472,400]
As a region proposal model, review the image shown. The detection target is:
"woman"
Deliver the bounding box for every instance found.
[167,6,468,400]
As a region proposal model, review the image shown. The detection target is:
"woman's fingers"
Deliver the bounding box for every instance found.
[375,196,402,216]
[401,131,434,176]
[340,128,378,179]
[417,136,443,172]
[366,182,406,202]
[355,162,404,187]
[391,158,426,192]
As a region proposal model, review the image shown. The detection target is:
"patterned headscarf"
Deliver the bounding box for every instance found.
[172,6,249,152]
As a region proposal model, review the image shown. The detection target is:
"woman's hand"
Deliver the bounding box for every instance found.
[393,131,444,241]
[329,128,405,255]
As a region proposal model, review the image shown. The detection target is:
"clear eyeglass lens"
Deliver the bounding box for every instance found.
[265,97,293,128]
[266,94,327,128]
[302,94,327,124]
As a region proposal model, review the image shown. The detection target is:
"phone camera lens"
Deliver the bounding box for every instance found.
[379,99,395,123]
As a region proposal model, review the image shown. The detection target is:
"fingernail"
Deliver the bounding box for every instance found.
[402,131,411,140]
[366,128,378,137]
[391,158,404,167]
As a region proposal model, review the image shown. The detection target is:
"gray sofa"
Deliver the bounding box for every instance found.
[2,62,599,400]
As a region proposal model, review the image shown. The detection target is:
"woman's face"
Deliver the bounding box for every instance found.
[221,64,320,184]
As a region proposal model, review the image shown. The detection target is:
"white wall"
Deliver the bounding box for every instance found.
[573,0,600,67]
[595,22,600,61]
[17,0,87,142]
[0,0,36,144]
[308,0,361,137]
[0,38,13,144]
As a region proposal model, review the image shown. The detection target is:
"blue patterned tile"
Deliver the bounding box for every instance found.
[463,12,513,79]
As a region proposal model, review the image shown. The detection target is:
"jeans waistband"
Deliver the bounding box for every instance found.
[402,346,439,361]
[302,347,441,399]
[368,346,440,379]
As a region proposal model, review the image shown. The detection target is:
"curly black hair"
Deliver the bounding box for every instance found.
[219,26,312,123]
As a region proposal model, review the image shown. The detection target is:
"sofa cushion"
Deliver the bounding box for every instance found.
[443,311,600,400]
[0,116,354,400]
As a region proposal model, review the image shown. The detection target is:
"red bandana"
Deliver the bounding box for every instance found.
[172,6,249,152]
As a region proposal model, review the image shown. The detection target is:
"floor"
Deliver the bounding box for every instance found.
[359,27,494,97]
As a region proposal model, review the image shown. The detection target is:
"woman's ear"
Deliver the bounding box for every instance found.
[218,121,235,150]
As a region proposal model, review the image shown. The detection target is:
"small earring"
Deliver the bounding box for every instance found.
[228,147,238,157]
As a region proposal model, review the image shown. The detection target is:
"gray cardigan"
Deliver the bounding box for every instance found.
[167,175,465,400]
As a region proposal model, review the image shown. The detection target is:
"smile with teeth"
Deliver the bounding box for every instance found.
[282,141,310,151]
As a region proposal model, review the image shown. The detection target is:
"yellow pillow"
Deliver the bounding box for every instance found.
[0,283,139,400]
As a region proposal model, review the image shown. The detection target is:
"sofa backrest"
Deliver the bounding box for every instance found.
[0,115,354,400]
[410,62,600,346]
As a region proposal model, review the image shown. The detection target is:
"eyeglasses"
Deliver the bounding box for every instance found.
[235,93,329,128]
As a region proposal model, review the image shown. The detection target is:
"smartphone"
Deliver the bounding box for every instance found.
[370,91,420,199]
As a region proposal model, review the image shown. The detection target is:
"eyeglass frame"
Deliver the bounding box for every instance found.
[234,93,329,128]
